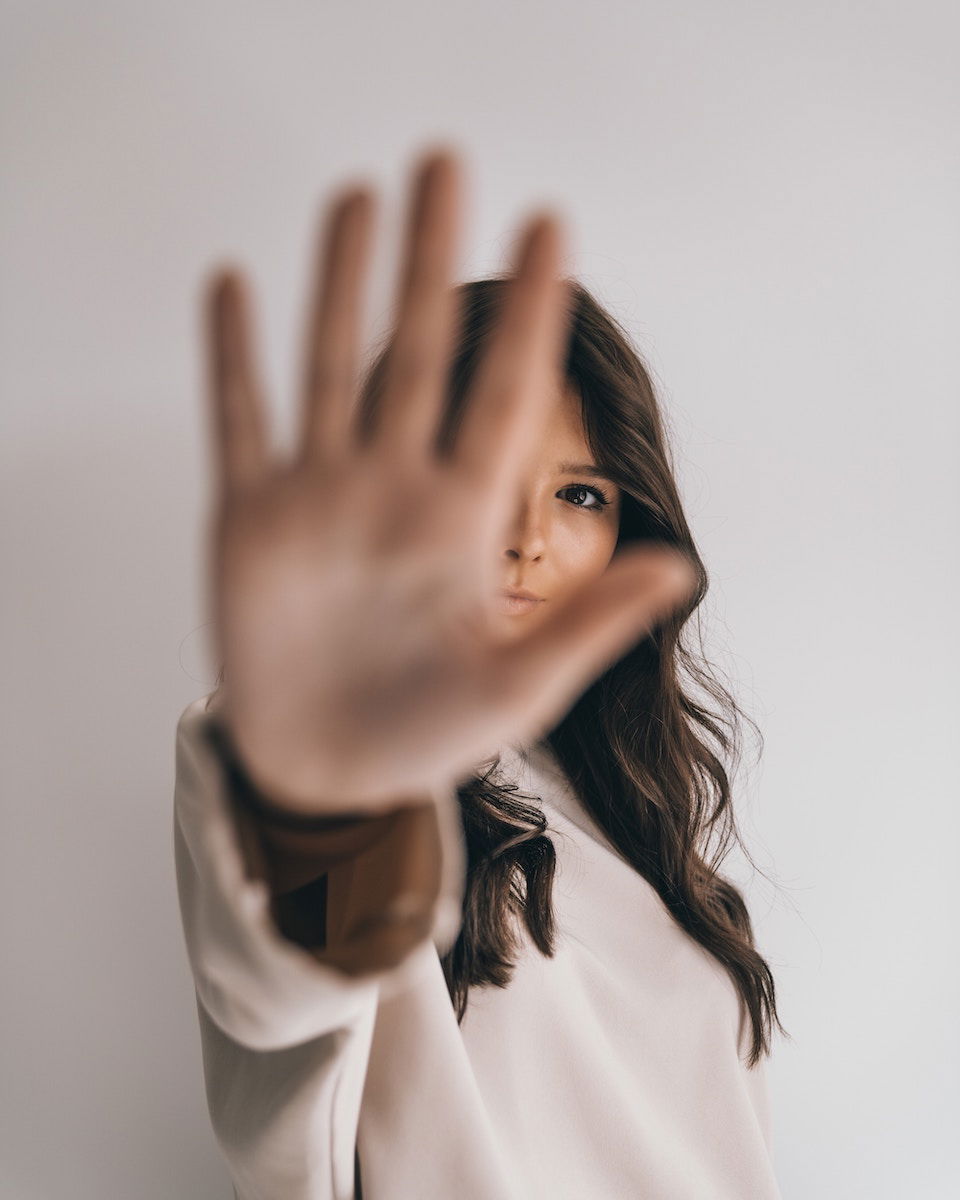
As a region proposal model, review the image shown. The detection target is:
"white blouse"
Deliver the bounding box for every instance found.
[174,694,782,1199]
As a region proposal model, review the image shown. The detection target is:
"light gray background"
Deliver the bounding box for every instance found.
[2,2,957,1197]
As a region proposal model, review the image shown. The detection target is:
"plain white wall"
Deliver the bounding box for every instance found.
[2,2,957,1196]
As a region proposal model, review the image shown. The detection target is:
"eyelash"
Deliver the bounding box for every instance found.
[560,483,612,511]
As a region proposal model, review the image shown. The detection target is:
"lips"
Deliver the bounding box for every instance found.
[499,588,544,602]
[497,589,545,615]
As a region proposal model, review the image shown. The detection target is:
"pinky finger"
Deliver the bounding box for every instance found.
[204,268,272,496]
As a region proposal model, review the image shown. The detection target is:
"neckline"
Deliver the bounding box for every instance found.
[488,739,615,854]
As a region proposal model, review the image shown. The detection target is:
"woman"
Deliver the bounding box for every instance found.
[173,145,788,1198]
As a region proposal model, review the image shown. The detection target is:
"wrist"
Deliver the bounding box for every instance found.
[204,715,369,833]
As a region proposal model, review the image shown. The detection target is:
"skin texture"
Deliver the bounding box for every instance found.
[204,146,696,815]
[491,380,621,644]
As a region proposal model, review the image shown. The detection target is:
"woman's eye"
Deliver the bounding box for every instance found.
[560,484,611,510]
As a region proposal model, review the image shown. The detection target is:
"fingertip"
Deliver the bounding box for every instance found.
[205,265,239,308]
[668,549,699,596]
[528,210,566,259]
[415,141,463,178]
[330,180,377,221]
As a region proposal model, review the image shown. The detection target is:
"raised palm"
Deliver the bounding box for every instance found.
[204,148,696,815]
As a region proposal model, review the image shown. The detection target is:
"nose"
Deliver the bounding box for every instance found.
[502,495,546,564]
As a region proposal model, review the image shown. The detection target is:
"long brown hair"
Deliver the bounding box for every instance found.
[210,275,789,1069]
[357,276,789,1068]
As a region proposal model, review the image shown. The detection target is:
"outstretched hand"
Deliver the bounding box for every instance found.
[203,147,696,815]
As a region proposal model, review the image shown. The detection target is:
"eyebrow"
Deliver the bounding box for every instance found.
[557,461,618,483]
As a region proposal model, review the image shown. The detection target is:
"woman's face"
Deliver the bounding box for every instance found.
[490,381,622,641]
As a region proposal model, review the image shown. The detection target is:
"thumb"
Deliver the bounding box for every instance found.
[491,543,698,728]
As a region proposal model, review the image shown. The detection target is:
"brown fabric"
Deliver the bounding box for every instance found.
[210,724,447,977]
[203,714,388,835]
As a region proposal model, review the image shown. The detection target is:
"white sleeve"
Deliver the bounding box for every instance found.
[173,694,467,1198]
[173,693,466,1050]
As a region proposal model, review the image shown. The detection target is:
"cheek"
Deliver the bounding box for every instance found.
[555,516,619,589]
